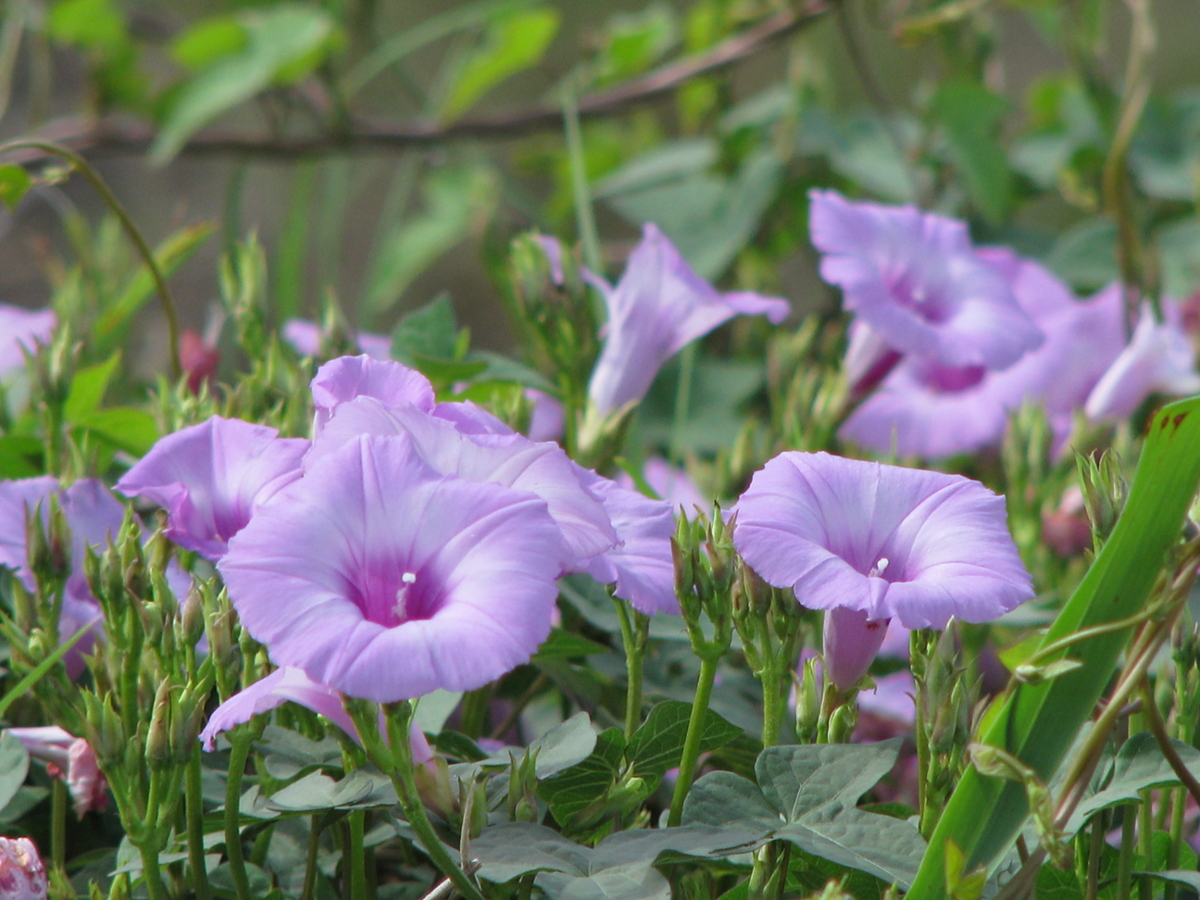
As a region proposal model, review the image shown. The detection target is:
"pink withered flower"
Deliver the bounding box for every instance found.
[0,837,47,900]
[6,727,108,817]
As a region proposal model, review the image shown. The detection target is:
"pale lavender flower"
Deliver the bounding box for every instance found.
[810,190,1042,369]
[116,417,309,560]
[1085,302,1200,421]
[585,224,789,418]
[7,727,108,817]
[308,396,615,570]
[0,306,56,376]
[616,458,707,514]
[282,319,391,361]
[311,355,437,435]
[219,435,563,702]
[526,389,565,443]
[574,466,678,615]
[734,452,1032,689]
[0,837,47,900]
[535,235,565,285]
[199,667,432,762]
[842,275,1125,459]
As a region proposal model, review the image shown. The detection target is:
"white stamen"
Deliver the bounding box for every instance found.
[869,557,890,578]
[394,572,417,619]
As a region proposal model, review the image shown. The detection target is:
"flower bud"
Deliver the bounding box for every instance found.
[83,694,126,767]
[146,680,174,768]
[796,656,822,743]
[413,756,456,820]
[0,836,48,900]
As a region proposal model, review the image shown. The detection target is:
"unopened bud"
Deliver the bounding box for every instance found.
[413,756,455,819]
[796,657,821,742]
[146,680,173,768]
[827,703,858,744]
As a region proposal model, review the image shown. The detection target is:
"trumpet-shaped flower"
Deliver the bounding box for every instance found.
[734,452,1032,688]
[116,416,309,560]
[218,434,562,702]
[0,305,56,376]
[310,355,435,434]
[810,190,1042,369]
[1085,303,1200,421]
[199,667,432,762]
[585,224,789,417]
[7,726,108,817]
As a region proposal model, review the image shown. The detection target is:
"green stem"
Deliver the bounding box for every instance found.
[224,733,254,900]
[383,705,487,900]
[614,597,645,739]
[300,814,322,900]
[1138,786,1153,900]
[186,745,214,900]
[348,809,367,900]
[760,665,783,749]
[1117,803,1136,900]
[0,139,182,379]
[1166,787,1183,900]
[668,653,720,827]
[138,842,170,900]
[562,81,602,280]
[1086,812,1103,900]
[51,777,66,873]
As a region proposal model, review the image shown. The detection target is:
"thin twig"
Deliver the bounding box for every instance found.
[1140,676,1200,809]
[9,3,828,162]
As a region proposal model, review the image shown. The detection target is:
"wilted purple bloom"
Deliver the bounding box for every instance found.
[7,726,108,817]
[616,458,707,514]
[810,190,1042,370]
[0,836,48,900]
[282,319,392,361]
[308,397,616,570]
[310,355,436,435]
[199,667,432,762]
[0,305,56,376]
[734,452,1032,689]
[526,389,565,443]
[116,417,309,560]
[219,435,563,702]
[842,273,1125,459]
[585,224,789,418]
[1085,302,1200,421]
[574,467,678,615]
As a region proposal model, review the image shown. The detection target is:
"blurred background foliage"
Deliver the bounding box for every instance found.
[0,0,1197,406]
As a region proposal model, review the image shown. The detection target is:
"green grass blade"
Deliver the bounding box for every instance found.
[907,396,1200,900]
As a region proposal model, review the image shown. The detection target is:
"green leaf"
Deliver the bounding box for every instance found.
[415,689,463,735]
[484,713,598,778]
[63,353,121,422]
[683,741,926,888]
[94,222,216,338]
[368,164,499,314]
[266,767,397,813]
[533,628,611,662]
[626,701,741,791]
[439,7,559,121]
[1046,218,1119,292]
[0,732,31,812]
[152,5,335,163]
[47,0,125,53]
[908,395,1200,900]
[0,785,48,824]
[391,294,460,362]
[0,436,43,479]
[0,165,31,210]
[931,81,1012,225]
[257,725,343,782]
[539,727,625,828]
[72,408,159,456]
[171,16,247,70]
[596,5,678,85]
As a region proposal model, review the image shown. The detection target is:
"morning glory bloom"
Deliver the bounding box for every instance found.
[7,726,108,817]
[0,305,56,376]
[282,319,392,362]
[585,223,789,418]
[842,270,1125,459]
[311,355,437,435]
[219,434,562,702]
[810,190,1042,370]
[734,452,1032,688]
[199,667,432,762]
[1085,302,1200,421]
[617,458,707,514]
[116,417,309,560]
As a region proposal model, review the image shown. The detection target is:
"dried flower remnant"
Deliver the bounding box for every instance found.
[809,190,1042,370]
[584,223,789,419]
[734,452,1032,688]
[116,416,309,560]
[0,837,47,900]
[219,434,562,702]
[7,727,109,817]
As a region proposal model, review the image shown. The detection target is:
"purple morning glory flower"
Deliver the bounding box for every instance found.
[810,190,1042,370]
[282,319,392,361]
[218,434,563,702]
[574,466,679,615]
[733,452,1032,688]
[585,223,789,418]
[308,396,616,570]
[1085,302,1200,421]
[0,305,56,376]
[842,270,1125,459]
[310,355,437,435]
[198,667,432,763]
[116,417,309,560]
[616,458,707,514]
[526,389,566,443]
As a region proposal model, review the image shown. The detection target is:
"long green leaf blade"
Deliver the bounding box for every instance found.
[908,395,1200,899]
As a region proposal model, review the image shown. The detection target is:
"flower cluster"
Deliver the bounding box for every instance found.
[812,191,1200,457]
